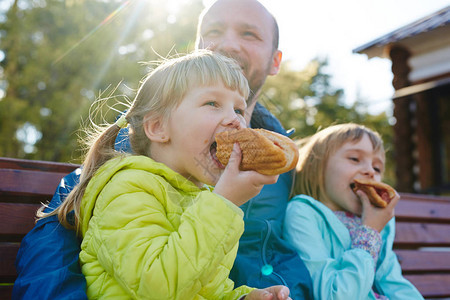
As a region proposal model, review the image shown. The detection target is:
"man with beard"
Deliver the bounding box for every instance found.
[196,1,313,299]
[13,1,313,299]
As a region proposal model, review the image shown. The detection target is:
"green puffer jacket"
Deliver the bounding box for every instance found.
[79,155,254,299]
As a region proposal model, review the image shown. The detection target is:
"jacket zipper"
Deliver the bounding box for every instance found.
[262,219,288,287]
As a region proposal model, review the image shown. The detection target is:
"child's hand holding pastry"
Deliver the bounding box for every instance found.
[354,183,400,232]
[214,143,278,207]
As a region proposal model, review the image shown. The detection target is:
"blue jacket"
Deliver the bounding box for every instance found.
[12,170,87,300]
[13,103,313,300]
[284,194,424,299]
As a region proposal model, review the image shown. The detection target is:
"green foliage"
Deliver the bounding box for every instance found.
[261,59,396,185]
[0,0,202,163]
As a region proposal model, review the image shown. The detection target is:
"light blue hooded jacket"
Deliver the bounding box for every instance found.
[284,194,424,300]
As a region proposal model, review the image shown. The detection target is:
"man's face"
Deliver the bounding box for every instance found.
[196,0,281,104]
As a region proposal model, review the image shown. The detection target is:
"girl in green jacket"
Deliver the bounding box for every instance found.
[39,50,291,300]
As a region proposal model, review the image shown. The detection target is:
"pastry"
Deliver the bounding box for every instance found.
[214,128,299,175]
[352,179,396,208]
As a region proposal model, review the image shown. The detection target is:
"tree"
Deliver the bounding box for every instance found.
[0,0,202,163]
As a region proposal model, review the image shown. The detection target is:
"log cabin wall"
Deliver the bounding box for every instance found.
[390,68,450,194]
[390,46,416,193]
[354,6,450,195]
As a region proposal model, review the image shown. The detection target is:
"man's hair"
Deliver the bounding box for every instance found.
[294,123,385,202]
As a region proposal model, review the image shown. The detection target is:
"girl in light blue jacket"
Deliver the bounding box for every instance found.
[284,123,423,299]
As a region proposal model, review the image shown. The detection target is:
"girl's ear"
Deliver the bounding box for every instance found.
[143,117,170,143]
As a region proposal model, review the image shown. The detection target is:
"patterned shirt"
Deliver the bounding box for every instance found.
[334,211,388,300]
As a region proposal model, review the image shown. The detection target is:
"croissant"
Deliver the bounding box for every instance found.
[214,128,299,175]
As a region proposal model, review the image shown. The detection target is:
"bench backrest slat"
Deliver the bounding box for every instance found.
[0,286,14,300]
[0,169,68,197]
[396,200,450,223]
[394,222,450,247]
[394,249,450,272]
[0,203,40,236]
[0,157,79,173]
[0,243,20,280]
[404,274,450,298]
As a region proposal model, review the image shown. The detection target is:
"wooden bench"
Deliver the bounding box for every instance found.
[1,157,450,299]
[394,193,450,299]
[0,157,79,299]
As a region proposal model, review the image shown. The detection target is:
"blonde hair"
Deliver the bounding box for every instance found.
[38,50,249,231]
[294,123,385,202]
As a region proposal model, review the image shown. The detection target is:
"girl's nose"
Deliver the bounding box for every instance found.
[222,111,242,130]
[362,164,376,178]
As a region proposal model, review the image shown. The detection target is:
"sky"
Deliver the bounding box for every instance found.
[253,0,450,115]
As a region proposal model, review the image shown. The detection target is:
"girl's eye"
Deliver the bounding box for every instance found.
[374,167,382,173]
[205,101,217,107]
[349,157,359,162]
[234,108,244,116]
